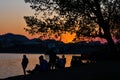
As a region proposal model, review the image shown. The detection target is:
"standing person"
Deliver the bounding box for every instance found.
[48,48,57,70]
[21,55,29,75]
[61,55,66,68]
[58,55,66,69]
[55,56,61,69]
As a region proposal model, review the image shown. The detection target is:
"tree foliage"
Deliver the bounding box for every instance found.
[24,0,120,42]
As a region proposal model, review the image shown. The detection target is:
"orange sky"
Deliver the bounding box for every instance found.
[0,0,116,44]
[0,0,39,39]
[0,0,76,43]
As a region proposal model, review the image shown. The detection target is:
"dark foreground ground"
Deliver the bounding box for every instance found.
[2,61,120,80]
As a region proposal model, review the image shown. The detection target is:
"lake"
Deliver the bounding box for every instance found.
[0,53,80,79]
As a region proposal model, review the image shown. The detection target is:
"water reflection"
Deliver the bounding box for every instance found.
[0,53,80,79]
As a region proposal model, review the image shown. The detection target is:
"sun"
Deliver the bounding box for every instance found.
[61,32,76,43]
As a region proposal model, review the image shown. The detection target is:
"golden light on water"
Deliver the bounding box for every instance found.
[26,54,81,69]
[0,54,82,78]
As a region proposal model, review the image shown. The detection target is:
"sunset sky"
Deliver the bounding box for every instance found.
[1,0,117,44]
[0,0,39,39]
[0,0,76,43]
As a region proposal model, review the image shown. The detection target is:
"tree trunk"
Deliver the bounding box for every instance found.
[98,20,116,52]
[102,24,114,47]
[97,19,114,46]
[102,23,118,59]
[93,1,118,59]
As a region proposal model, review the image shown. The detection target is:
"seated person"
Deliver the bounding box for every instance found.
[27,55,49,74]
[55,55,66,69]
[39,55,49,71]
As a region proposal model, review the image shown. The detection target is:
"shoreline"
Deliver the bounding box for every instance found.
[2,61,120,80]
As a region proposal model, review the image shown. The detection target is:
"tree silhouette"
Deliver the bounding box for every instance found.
[24,0,120,47]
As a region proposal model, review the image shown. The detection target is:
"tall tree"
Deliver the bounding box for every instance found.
[24,0,120,47]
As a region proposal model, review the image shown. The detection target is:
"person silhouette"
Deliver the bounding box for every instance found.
[27,55,49,74]
[61,55,66,68]
[39,55,49,71]
[48,48,57,70]
[55,56,61,69]
[21,55,29,75]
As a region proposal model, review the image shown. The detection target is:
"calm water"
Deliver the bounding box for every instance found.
[0,53,80,79]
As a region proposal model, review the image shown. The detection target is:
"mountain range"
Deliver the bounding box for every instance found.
[0,33,104,53]
[0,33,65,53]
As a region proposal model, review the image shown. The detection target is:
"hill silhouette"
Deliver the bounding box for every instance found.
[0,33,120,56]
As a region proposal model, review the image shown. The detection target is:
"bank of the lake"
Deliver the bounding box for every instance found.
[0,53,80,79]
[3,61,120,80]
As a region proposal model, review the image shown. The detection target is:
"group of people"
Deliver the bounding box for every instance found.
[21,48,66,75]
[47,48,66,70]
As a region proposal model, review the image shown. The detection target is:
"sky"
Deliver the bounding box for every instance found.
[0,0,39,39]
[0,0,76,43]
[0,0,117,43]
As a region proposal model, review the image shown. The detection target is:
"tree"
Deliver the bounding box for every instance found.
[24,0,120,47]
